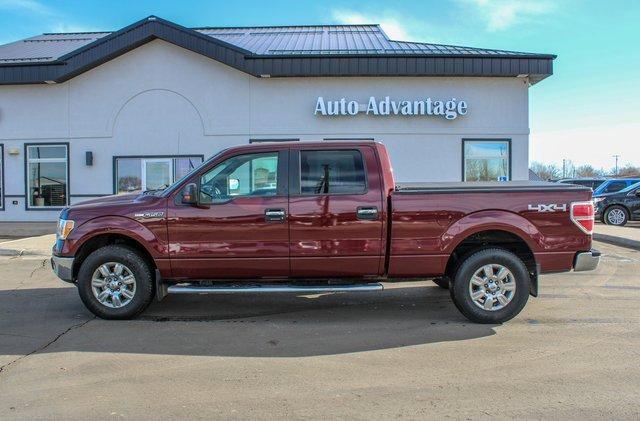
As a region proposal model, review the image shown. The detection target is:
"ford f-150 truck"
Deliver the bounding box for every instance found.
[51,141,600,323]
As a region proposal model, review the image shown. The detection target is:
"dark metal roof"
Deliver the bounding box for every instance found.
[0,16,555,85]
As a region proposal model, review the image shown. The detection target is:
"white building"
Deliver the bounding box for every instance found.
[0,16,554,221]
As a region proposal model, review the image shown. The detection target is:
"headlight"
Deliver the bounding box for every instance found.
[56,219,75,240]
[593,197,605,204]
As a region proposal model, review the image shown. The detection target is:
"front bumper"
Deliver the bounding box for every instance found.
[574,249,601,272]
[51,255,75,283]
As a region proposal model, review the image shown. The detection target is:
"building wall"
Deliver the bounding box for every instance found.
[0,40,530,221]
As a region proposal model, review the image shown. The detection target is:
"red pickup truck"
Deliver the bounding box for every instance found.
[51,141,599,323]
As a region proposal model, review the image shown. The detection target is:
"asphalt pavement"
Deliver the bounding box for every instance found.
[0,241,639,419]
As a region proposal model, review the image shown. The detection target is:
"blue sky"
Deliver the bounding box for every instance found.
[1,0,638,170]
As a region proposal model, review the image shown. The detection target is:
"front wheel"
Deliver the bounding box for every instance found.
[450,248,530,324]
[604,205,628,226]
[77,245,155,319]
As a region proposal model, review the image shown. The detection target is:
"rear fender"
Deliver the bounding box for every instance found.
[441,210,541,254]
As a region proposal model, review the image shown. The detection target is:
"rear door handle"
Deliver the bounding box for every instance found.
[357,206,379,220]
[265,208,286,222]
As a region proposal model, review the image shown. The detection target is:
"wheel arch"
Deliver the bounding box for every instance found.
[72,232,157,280]
[441,212,539,296]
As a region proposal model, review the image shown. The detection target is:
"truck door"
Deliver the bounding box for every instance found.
[167,150,289,279]
[288,146,384,277]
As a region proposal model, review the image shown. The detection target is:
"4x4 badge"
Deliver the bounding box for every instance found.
[528,204,567,212]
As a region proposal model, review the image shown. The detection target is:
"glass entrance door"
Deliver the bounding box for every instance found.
[142,159,172,191]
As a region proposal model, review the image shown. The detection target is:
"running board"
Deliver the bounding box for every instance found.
[166,283,384,295]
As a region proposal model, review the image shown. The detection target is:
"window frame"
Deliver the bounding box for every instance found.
[112,154,205,195]
[291,148,369,196]
[462,138,512,182]
[24,142,70,211]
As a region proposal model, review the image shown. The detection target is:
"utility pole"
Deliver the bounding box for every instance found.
[562,159,566,179]
[613,155,620,176]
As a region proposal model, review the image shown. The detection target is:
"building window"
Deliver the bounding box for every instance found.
[114,156,203,194]
[26,144,69,208]
[463,139,511,182]
[300,150,366,195]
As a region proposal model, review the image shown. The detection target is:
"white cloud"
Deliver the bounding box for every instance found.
[0,0,52,15]
[49,23,104,34]
[331,9,411,41]
[458,0,555,31]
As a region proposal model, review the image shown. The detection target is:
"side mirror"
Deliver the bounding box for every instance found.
[229,178,240,191]
[181,183,198,205]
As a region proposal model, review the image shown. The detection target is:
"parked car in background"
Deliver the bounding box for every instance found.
[594,181,640,226]
[593,178,640,196]
[557,178,606,190]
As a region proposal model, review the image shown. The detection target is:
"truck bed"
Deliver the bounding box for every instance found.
[395,181,591,194]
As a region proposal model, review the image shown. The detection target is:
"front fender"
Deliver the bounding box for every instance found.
[60,215,168,258]
[441,210,542,254]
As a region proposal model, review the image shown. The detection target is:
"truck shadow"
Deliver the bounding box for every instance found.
[0,284,497,358]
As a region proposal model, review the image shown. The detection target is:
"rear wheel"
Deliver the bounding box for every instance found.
[77,245,154,319]
[604,205,628,226]
[450,248,529,324]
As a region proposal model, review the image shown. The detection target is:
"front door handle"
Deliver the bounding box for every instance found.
[356,206,379,220]
[265,208,286,222]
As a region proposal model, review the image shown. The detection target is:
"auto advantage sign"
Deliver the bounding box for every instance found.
[314,96,468,120]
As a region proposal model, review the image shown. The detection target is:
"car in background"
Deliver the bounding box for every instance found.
[593,178,640,196]
[594,181,640,226]
[557,178,606,190]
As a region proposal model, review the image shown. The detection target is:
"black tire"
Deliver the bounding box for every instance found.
[450,248,530,324]
[604,205,629,226]
[77,245,154,320]
[432,277,449,289]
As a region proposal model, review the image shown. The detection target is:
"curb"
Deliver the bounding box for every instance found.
[0,248,50,257]
[593,233,640,251]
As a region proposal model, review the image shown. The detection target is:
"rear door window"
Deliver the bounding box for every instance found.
[300,150,366,195]
[605,181,627,193]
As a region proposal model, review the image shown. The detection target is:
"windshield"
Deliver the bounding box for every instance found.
[161,149,229,197]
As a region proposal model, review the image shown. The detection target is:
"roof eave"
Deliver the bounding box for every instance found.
[0,16,556,84]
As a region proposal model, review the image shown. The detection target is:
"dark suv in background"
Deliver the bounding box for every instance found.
[557,178,606,190]
[594,181,640,226]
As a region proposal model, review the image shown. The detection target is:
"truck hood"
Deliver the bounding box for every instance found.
[73,193,142,206]
[63,192,167,223]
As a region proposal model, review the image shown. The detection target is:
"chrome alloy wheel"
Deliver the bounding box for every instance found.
[607,208,626,225]
[469,264,516,311]
[91,262,136,308]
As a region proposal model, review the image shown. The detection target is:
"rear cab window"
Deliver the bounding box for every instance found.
[299,150,367,195]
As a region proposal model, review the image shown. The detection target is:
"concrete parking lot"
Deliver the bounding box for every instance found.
[0,241,639,419]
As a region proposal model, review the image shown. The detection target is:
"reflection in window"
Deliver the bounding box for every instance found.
[200,153,278,204]
[27,144,68,208]
[300,150,366,194]
[464,141,510,182]
[115,156,203,194]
